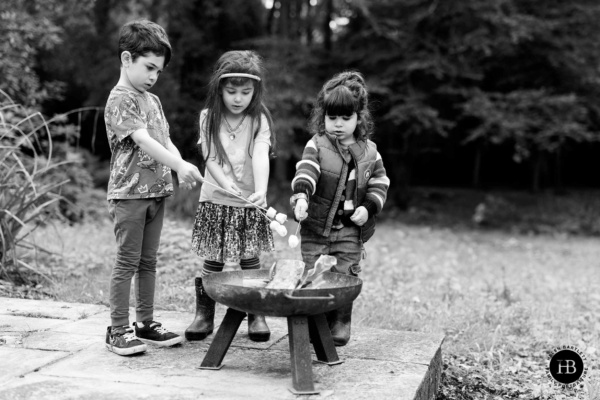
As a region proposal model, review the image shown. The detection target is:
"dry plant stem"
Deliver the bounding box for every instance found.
[201,180,269,218]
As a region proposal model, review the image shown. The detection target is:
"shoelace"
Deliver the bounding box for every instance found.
[152,325,169,335]
[122,329,138,343]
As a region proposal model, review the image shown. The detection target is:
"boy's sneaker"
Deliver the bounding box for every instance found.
[134,321,183,347]
[105,325,147,356]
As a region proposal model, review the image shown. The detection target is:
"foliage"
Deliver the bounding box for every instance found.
[0,88,103,285]
[336,0,600,189]
[0,0,65,106]
[0,93,71,284]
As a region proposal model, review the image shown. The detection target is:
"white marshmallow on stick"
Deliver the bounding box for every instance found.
[275,213,287,225]
[288,235,299,248]
[276,225,288,237]
[266,207,277,219]
[269,220,280,231]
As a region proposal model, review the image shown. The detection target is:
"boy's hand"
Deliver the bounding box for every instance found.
[247,191,267,208]
[294,198,308,221]
[350,206,368,226]
[177,161,204,186]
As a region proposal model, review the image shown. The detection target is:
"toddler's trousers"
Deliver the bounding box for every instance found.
[300,225,362,275]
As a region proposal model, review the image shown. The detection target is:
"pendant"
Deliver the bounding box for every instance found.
[229,133,236,141]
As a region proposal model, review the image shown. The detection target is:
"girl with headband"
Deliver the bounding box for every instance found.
[186,50,276,342]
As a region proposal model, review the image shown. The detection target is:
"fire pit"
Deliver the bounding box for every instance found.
[199,268,363,395]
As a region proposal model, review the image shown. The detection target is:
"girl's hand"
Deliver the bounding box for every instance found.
[224,181,242,196]
[350,206,368,226]
[247,191,267,208]
[294,198,308,221]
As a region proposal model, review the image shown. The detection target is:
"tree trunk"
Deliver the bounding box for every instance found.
[554,148,565,194]
[531,153,544,193]
[267,2,276,35]
[323,0,332,50]
[305,0,313,45]
[280,0,291,38]
[472,143,482,188]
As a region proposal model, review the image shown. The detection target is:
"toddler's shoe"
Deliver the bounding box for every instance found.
[134,321,183,347]
[105,325,147,356]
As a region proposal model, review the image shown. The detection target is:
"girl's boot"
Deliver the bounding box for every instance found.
[247,314,270,342]
[185,277,215,341]
[329,303,352,346]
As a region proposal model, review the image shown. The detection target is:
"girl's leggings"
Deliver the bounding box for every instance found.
[200,257,261,278]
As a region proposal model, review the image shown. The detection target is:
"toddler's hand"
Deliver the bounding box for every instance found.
[350,206,368,226]
[294,198,308,221]
[247,191,267,208]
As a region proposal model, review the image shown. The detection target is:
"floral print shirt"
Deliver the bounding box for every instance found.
[104,86,173,200]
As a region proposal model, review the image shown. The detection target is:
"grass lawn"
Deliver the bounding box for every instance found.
[11,187,600,399]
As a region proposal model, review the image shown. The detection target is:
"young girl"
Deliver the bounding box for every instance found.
[291,71,390,346]
[186,50,276,342]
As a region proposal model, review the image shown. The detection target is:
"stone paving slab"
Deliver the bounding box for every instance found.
[0,297,444,399]
[0,298,107,320]
[0,347,70,384]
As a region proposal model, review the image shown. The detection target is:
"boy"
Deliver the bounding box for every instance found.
[104,20,203,356]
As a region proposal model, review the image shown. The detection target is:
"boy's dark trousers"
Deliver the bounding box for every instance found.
[108,198,165,327]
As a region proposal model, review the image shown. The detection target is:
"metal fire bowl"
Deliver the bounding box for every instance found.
[203,269,362,317]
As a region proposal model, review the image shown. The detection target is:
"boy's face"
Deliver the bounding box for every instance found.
[325,112,358,146]
[123,52,165,93]
[221,80,255,116]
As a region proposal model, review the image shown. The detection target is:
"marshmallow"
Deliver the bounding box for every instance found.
[288,235,299,248]
[276,225,288,237]
[269,220,280,230]
[266,207,277,219]
[275,213,288,225]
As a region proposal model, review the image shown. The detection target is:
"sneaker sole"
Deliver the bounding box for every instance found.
[105,343,147,356]
[138,336,184,347]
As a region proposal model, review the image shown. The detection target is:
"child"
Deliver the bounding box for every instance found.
[291,71,390,346]
[186,50,276,342]
[104,20,204,356]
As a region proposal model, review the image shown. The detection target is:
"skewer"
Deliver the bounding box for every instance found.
[201,180,270,219]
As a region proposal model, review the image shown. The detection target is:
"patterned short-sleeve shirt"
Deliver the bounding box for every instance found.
[104,86,173,200]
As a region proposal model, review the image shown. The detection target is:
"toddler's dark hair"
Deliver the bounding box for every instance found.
[309,71,373,141]
[118,20,172,67]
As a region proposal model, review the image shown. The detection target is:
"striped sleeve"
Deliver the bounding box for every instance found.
[362,152,390,215]
[291,139,320,196]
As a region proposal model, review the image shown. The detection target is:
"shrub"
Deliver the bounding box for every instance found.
[0,90,89,284]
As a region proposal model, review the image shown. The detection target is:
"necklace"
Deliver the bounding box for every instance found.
[224,113,247,140]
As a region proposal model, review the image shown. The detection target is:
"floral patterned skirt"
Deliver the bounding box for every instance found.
[191,202,274,263]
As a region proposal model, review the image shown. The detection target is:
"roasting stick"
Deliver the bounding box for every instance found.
[201,180,270,219]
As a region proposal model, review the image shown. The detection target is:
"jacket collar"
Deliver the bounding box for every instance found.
[324,133,367,161]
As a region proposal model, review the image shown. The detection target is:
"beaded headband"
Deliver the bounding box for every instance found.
[219,73,261,81]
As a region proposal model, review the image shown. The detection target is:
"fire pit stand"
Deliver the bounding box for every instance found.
[200,307,342,395]
[197,269,362,395]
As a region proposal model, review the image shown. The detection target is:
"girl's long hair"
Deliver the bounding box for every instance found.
[199,50,275,165]
[308,70,373,141]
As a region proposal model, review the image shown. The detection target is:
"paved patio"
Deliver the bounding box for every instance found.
[0,297,443,399]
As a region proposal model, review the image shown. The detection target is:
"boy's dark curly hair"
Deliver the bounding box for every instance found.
[118,20,172,67]
[308,71,374,141]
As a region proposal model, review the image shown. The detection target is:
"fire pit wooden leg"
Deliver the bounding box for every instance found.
[287,315,319,395]
[199,308,246,370]
[308,313,343,365]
